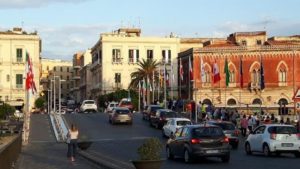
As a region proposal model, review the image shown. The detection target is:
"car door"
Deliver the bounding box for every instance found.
[251,126,266,151]
[170,127,183,156]
[176,127,189,157]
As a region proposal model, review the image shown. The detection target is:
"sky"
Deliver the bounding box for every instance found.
[0,0,299,60]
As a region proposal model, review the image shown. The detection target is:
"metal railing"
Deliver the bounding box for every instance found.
[0,134,22,169]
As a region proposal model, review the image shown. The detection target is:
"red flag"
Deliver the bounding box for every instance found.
[189,57,193,81]
[213,60,221,83]
[179,58,183,81]
[25,52,37,94]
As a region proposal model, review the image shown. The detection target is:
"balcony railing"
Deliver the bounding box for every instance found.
[112,57,123,64]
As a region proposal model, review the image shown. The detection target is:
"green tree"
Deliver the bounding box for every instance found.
[0,103,15,120]
[35,97,45,109]
[129,59,159,105]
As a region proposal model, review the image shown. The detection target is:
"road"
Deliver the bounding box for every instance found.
[64,113,300,169]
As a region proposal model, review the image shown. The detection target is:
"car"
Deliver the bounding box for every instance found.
[162,118,192,138]
[207,120,240,149]
[150,109,178,129]
[245,124,300,157]
[143,105,163,121]
[119,98,133,112]
[80,100,97,113]
[166,124,230,163]
[106,102,119,113]
[108,107,133,125]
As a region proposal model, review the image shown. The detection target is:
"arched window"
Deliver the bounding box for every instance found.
[227,99,237,105]
[251,69,259,85]
[278,98,288,105]
[252,98,262,105]
[204,71,211,83]
[229,70,235,83]
[279,69,287,82]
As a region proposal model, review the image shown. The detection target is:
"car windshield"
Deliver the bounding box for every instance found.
[116,110,130,114]
[176,120,191,126]
[268,126,297,134]
[121,101,131,105]
[193,127,224,138]
[161,111,177,118]
[212,123,235,130]
[85,101,95,104]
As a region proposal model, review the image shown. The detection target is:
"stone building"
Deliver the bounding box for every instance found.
[179,31,300,115]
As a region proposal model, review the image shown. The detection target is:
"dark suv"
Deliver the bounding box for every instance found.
[207,120,239,149]
[150,109,178,129]
[143,105,163,121]
[166,124,230,163]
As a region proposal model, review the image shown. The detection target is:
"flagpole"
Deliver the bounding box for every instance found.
[239,55,242,112]
[188,56,191,100]
[152,71,155,103]
[164,63,167,108]
[158,66,160,102]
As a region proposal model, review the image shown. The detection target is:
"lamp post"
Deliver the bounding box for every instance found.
[59,79,66,115]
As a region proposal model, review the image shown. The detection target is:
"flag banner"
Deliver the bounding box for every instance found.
[224,58,230,87]
[201,57,205,82]
[260,56,265,90]
[189,56,193,81]
[240,57,244,88]
[171,63,175,83]
[180,58,183,81]
[213,60,221,83]
[25,51,37,94]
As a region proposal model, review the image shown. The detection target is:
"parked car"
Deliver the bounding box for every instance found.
[207,120,240,149]
[245,124,300,157]
[166,124,230,163]
[106,102,119,113]
[14,110,23,118]
[80,100,97,113]
[109,107,133,125]
[119,98,133,112]
[162,118,192,138]
[150,109,178,129]
[143,105,163,121]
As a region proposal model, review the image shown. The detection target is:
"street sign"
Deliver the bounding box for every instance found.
[296,102,300,110]
[293,88,300,100]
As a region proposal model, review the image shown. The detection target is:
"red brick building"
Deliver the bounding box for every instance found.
[179,31,300,115]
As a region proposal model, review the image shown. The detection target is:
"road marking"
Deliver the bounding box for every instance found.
[89,137,152,142]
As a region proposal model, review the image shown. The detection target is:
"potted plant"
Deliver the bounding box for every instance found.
[131,137,164,169]
[77,135,93,150]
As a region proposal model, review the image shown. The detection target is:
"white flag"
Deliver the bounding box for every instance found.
[201,57,206,82]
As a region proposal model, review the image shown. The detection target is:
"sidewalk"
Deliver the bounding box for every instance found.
[15,114,102,169]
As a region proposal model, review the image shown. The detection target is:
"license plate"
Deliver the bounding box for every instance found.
[206,150,219,154]
[282,143,293,147]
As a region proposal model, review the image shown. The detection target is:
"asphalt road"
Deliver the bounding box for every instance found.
[64,113,300,169]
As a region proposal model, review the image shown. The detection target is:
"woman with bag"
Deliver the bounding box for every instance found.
[67,124,79,162]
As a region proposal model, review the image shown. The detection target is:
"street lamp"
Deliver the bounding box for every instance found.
[59,79,66,115]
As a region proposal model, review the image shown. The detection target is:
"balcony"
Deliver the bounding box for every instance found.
[73,65,81,69]
[112,57,123,64]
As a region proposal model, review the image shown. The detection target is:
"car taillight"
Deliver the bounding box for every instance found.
[222,137,229,143]
[296,133,300,140]
[191,138,201,144]
[270,133,277,140]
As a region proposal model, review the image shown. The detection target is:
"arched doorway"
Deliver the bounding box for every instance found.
[278,98,288,105]
[252,98,262,105]
[227,98,237,105]
[202,99,212,106]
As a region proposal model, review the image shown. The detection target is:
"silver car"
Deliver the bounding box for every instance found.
[245,124,300,157]
[109,107,133,125]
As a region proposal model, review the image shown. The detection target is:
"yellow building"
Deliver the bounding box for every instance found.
[40,58,72,103]
[0,28,41,109]
[90,28,180,101]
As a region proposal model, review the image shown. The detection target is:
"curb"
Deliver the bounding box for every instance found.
[78,150,134,169]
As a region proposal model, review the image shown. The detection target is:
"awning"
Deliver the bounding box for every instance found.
[7,101,24,107]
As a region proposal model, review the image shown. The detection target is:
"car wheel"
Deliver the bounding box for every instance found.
[166,146,174,160]
[294,152,300,158]
[221,154,230,163]
[245,142,252,155]
[184,149,192,163]
[263,144,271,157]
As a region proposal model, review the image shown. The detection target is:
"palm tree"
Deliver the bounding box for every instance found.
[129,59,160,105]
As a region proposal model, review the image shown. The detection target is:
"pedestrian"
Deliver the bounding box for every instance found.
[247,115,255,133]
[240,114,248,137]
[285,117,291,125]
[67,124,79,162]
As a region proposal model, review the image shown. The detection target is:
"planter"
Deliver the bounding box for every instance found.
[131,160,163,169]
[77,141,92,150]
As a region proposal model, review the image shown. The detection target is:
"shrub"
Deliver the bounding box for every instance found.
[137,137,163,161]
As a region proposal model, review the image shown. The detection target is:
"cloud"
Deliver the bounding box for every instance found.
[0,0,91,9]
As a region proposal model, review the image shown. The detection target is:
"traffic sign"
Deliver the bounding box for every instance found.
[293,88,300,100]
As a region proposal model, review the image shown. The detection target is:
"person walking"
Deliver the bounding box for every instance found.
[240,115,248,137]
[67,124,79,162]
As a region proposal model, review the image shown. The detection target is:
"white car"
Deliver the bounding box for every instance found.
[162,118,192,137]
[245,124,300,157]
[80,100,97,113]
[106,102,118,113]
[14,110,23,118]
